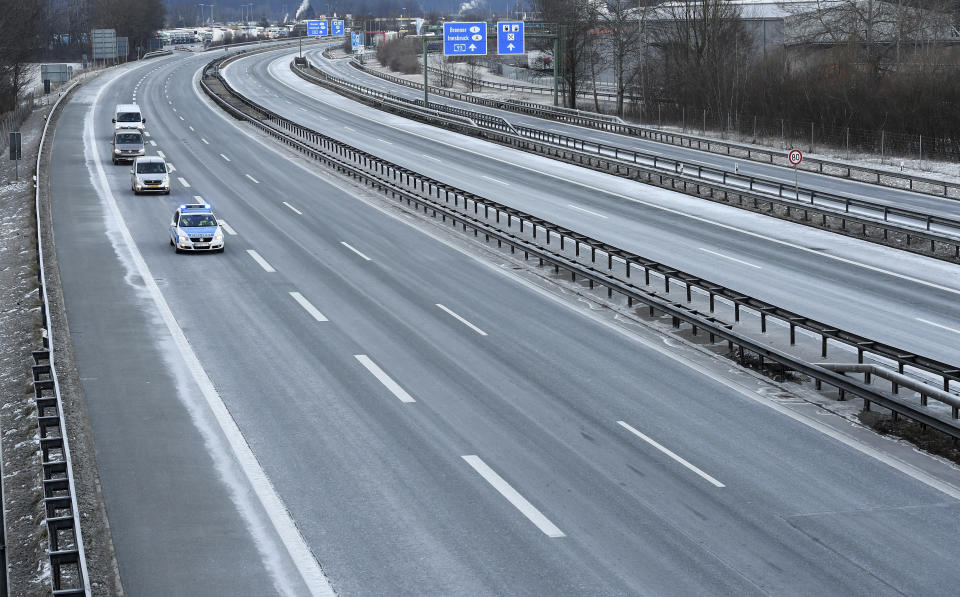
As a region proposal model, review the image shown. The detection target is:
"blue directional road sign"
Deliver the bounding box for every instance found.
[332,19,344,36]
[497,21,524,55]
[443,22,487,56]
[351,31,363,50]
[307,20,327,36]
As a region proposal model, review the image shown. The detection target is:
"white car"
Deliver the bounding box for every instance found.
[130,156,170,194]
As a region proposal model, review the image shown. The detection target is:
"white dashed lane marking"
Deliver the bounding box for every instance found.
[246,250,276,273]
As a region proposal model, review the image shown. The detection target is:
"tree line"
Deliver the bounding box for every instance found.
[532,0,960,159]
[0,0,164,113]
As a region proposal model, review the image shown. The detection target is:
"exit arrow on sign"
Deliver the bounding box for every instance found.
[507,43,514,50]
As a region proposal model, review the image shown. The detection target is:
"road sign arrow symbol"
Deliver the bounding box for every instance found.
[507,43,515,50]
[469,44,476,50]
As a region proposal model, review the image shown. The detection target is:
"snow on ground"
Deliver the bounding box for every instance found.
[339,49,960,185]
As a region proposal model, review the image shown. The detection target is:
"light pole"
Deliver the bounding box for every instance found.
[210,4,215,25]
[198,3,205,27]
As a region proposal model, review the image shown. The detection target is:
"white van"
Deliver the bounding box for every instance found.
[113,103,145,130]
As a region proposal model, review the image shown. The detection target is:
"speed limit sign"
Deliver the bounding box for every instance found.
[788,149,803,165]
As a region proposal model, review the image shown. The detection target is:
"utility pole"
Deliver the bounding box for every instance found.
[423,35,429,106]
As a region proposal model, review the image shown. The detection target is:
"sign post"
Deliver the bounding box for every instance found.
[788,149,803,199]
[9,132,21,180]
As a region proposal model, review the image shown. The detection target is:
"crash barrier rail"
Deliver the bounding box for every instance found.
[205,54,960,437]
[424,63,627,105]
[202,34,337,52]
[32,80,91,596]
[819,364,960,413]
[141,50,173,59]
[297,60,960,262]
[516,127,960,242]
[351,58,960,202]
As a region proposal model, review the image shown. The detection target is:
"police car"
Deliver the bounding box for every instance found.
[169,204,225,253]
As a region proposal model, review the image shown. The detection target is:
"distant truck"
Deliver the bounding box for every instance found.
[527,50,553,71]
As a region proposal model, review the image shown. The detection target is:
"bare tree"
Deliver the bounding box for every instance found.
[649,0,748,124]
[0,0,44,112]
[533,0,598,108]
[599,0,643,117]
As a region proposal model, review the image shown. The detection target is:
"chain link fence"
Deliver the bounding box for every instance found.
[622,100,959,164]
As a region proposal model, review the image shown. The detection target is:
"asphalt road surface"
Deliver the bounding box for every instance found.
[47,46,960,595]
[225,48,960,366]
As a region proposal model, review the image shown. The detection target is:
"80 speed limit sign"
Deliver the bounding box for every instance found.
[788,149,803,165]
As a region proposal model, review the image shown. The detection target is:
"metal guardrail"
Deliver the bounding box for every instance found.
[517,127,960,241]
[206,53,960,437]
[353,58,960,202]
[32,81,91,596]
[298,60,960,262]
[425,63,630,105]
[141,50,173,59]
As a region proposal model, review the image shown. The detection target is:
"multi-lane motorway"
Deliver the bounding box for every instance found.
[227,49,960,365]
[48,45,960,595]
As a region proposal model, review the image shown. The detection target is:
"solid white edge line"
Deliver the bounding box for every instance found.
[340,241,371,261]
[246,174,260,183]
[617,421,725,488]
[436,304,487,336]
[218,219,238,235]
[283,201,303,215]
[84,73,332,596]
[567,204,608,219]
[462,455,565,538]
[698,247,762,269]
[246,249,276,272]
[194,70,960,504]
[177,176,190,188]
[289,292,328,322]
[353,355,415,402]
[916,318,960,336]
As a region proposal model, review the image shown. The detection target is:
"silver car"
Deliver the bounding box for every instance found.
[130,156,170,194]
[112,130,145,164]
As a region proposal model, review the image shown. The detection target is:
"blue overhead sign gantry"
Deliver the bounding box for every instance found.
[331,19,344,36]
[351,31,363,50]
[497,21,524,55]
[443,22,487,56]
